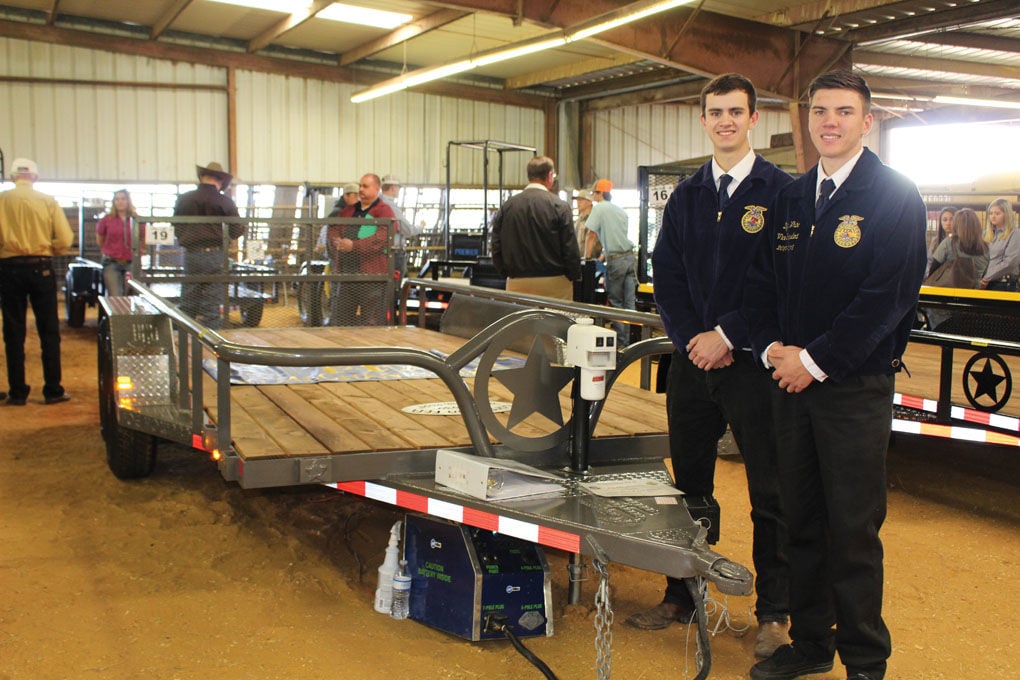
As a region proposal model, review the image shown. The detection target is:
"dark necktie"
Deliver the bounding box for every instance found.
[717,174,733,220]
[815,178,836,218]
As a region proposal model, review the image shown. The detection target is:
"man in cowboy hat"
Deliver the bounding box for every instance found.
[0,158,74,405]
[173,161,242,329]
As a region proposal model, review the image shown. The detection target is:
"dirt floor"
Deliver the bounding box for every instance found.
[1,313,1018,680]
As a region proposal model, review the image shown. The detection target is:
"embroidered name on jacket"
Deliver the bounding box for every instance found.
[741,206,767,234]
[833,215,864,248]
[776,220,800,251]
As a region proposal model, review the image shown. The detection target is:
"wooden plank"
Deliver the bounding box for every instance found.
[320,381,452,449]
[231,386,330,457]
[259,384,371,453]
[380,378,477,444]
[202,373,290,458]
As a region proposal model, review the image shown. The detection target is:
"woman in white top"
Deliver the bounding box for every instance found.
[979,198,1020,291]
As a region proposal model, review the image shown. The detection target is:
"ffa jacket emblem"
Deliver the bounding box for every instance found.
[833,215,863,248]
[741,206,766,234]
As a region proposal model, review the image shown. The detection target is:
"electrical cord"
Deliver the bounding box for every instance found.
[485,614,558,680]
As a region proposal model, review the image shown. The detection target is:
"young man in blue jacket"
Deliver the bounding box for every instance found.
[746,70,927,680]
[633,73,793,660]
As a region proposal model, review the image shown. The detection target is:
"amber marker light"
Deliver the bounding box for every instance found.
[115,376,134,391]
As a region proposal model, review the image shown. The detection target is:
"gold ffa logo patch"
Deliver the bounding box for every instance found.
[833,215,863,248]
[741,205,766,234]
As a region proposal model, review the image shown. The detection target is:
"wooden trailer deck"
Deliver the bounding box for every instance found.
[203,325,668,461]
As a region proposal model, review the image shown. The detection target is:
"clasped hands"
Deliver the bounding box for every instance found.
[767,342,815,393]
[331,236,354,252]
[686,330,733,371]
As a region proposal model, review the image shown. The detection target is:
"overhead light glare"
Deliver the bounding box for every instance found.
[472,37,568,67]
[350,0,694,103]
[568,0,692,42]
[403,60,475,87]
[933,95,1020,110]
[872,92,932,102]
[317,3,412,29]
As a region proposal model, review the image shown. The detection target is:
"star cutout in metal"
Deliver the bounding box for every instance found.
[969,358,1007,402]
[493,336,573,429]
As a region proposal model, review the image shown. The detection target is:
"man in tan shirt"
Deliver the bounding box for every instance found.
[0,158,74,405]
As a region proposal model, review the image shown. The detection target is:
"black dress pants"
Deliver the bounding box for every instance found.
[0,258,64,400]
[663,350,789,622]
[770,374,893,676]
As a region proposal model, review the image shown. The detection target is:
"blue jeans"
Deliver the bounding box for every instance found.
[182,249,226,329]
[102,258,131,297]
[605,254,636,346]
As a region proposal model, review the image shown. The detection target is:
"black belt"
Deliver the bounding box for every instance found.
[187,246,221,252]
[1,256,52,265]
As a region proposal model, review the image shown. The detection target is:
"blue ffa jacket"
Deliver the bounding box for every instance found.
[652,156,793,352]
[746,148,927,382]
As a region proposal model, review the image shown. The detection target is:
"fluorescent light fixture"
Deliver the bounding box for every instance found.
[933,95,1020,111]
[207,0,307,12]
[472,36,568,67]
[350,0,694,103]
[317,3,412,30]
[403,60,476,87]
[568,0,691,42]
[871,92,932,102]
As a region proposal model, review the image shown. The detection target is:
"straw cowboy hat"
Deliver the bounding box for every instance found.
[196,161,233,189]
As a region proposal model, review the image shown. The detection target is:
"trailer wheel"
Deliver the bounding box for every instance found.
[98,312,157,479]
[239,300,264,327]
[297,262,329,326]
[65,294,86,328]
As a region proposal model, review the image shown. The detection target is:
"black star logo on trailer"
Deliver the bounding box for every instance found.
[493,336,573,429]
[962,351,1012,413]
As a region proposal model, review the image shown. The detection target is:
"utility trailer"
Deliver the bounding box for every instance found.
[98,274,753,679]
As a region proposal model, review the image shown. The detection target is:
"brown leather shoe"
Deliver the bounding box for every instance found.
[754,621,791,659]
[624,601,695,630]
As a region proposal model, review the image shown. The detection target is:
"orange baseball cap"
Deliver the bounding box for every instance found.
[593,179,613,193]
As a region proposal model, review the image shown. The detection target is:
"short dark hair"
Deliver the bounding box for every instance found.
[700,73,757,115]
[809,69,871,113]
[527,156,555,182]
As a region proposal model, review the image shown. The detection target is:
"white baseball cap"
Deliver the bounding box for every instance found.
[10,157,38,179]
[381,174,401,187]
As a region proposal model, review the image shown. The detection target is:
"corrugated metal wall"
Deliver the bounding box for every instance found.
[0,37,544,187]
[0,38,227,183]
[4,35,884,189]
[589,104,794,187]
[234,71,544,186]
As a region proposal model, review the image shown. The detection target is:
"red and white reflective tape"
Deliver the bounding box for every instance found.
[950,406,1020,433]
[895,392,1020,434]
[327,480,582,553]
[893,392,937,414]
[892,418,1020,447]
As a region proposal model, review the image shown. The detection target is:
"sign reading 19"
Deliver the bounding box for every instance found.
[148,224,176,245]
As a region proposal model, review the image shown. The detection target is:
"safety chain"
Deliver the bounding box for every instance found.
[593,558,614,680]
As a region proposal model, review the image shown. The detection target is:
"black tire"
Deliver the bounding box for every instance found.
[297,262,329,327]
[66,294,86,328]
[98,312,157,479]
[239,300,264,327]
